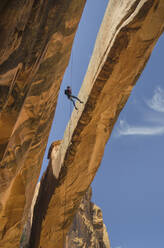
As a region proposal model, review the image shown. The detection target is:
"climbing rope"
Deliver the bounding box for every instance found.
[63,45,74,247]
[69,46,74,141]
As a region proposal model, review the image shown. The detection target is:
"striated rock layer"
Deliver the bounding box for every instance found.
[29,0,164,248]
[21,185,110,248]
[0,0,86,247]
[65,187,110,248]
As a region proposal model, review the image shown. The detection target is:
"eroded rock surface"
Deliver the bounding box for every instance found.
[65,187,110,248]
[29,0,164,248]
[21,185,110,248]
[0,1,86,247]
[1,0,164,247]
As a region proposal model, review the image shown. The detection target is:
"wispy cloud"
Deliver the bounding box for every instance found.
[117,120,164,136]
[146,87,164,112]
[116,87,164,137]
[111,246,122,248]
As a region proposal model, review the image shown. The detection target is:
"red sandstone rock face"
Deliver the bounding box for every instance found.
[20,186,110,248]
[29,1,164,248]
[0,1,86,247]
[0,0,164,248]
[64,188,110,248]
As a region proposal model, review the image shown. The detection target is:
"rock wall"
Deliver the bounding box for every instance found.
[0,1,86,247]
[0,0,164,248]
[65,187,110,248]
[20,185,110,248]
[29,0,164,248]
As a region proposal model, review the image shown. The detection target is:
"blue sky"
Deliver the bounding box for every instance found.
[41,1,164,247]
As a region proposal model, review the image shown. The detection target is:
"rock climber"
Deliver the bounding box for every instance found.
[64,86,83,110]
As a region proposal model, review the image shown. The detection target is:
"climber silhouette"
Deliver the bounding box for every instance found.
[64,86,83,110]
